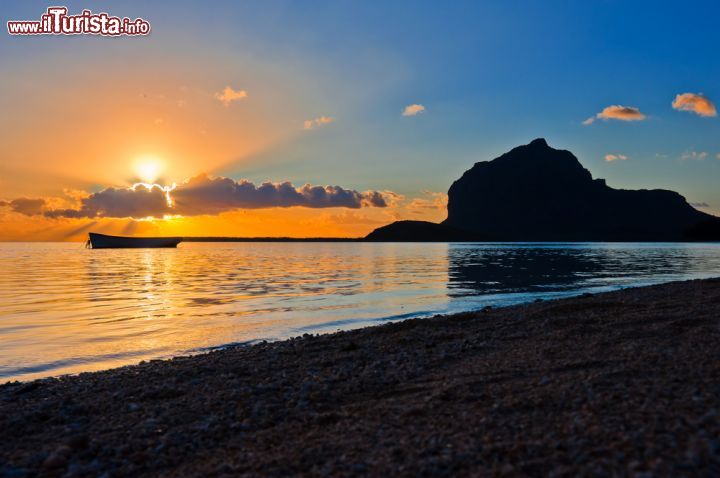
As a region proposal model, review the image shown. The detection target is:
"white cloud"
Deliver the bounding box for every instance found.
[681,151,708,161]
[605,154,628,162]
[303,116,335,130]
[215,86,248,106]
[402,104,426,117]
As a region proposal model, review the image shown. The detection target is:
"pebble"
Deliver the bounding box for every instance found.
[42,447,70,469]
[0,279,718,476]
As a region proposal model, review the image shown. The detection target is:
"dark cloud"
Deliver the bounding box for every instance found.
[362,190,390,208]
[45,185,170,218]
[171,175,385,214]
[41,174,393,219]
[1,198,47,216]
[690,202,710,208]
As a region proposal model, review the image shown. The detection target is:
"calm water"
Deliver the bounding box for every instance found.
[1,242,719,382]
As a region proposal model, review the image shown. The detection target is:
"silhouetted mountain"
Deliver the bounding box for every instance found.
[366,138,720,241]
[365,220,486,242]
[684,219,720,242]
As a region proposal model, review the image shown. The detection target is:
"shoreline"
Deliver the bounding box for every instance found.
[2,278,720,475]
[5,276,709,385]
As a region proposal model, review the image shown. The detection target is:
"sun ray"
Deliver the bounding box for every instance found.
[133,155,164,183]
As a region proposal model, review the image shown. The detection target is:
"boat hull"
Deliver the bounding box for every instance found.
[88,233,182,249]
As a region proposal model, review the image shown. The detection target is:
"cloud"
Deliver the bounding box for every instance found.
[371,190,403,207]
[322,211,386,225]
[690,202,710,208]
[605,154,628,162]
[672,93,717,117]
[303,116,335,130]
[40,175,394,219]
[681,151,708,161]
[1,198,47,216]
[402,104,426,116]
[214,86,248,106]
[45,184,171,219]
[406,191,448,213]
[584,105,646,125]
[62,188,90,202]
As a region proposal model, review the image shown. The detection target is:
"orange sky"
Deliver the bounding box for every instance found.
[5,2,716,240]
[0,60,299,193]
[0,37,445,240]
[0,201,448,241]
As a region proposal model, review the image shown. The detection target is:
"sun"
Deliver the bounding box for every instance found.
[133,155,164,183]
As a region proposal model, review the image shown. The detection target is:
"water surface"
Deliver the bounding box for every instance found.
[1,242,719,381]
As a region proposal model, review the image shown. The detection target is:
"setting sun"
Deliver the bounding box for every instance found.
[133,155,164,183]
[2,3,720,475]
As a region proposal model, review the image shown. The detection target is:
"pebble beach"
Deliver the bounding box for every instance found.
[2,278,720,477]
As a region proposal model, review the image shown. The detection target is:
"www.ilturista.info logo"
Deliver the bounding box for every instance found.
[7,7,150,36]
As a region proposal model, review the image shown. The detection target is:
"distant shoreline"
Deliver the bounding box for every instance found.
[2,278,720,475]
[2,238,720,243]
[182,236,361,242]
[182,238,720,244]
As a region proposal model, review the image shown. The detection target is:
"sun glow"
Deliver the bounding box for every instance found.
[133,156,164,183]
[130,182,177,207]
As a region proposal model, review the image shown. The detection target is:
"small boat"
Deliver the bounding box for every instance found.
[86,232,182,249]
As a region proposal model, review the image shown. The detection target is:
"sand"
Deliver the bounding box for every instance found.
[2,278,720,477]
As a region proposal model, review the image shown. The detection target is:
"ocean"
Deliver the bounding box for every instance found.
[1,241,719,382]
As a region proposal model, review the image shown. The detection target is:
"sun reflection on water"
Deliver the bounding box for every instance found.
[1,242,720,382]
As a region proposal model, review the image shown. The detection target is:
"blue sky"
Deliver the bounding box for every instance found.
[1,0,719,218]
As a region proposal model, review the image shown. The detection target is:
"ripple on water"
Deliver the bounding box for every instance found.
[1,241,719,381]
